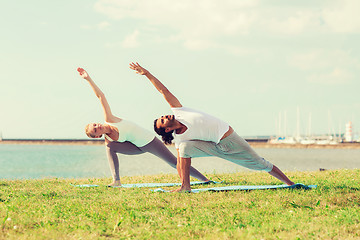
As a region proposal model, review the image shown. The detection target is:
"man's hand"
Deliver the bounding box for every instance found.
[129,62,149,75]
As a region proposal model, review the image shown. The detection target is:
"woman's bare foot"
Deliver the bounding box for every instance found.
[108,180,121,187]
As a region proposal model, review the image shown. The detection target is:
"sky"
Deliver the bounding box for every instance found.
[0,0,359,139]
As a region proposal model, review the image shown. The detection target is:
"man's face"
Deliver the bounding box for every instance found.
[156,115,175,132]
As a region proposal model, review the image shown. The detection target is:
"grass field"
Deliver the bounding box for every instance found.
[1,169,359,239]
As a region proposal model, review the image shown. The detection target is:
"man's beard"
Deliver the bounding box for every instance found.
[166,118,176,128]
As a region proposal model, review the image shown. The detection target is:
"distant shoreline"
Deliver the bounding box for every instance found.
[248,141,360,149]
[0,139,104,145]
[1,139,360,149]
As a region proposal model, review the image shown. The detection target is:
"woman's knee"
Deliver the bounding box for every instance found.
[106,141,142,155]
[106,142,117,153]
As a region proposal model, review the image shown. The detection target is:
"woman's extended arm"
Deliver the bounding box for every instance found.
[77,68,120,123]
[129,62,182,108]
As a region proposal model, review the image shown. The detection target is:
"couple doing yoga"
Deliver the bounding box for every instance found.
[78,63,294,191]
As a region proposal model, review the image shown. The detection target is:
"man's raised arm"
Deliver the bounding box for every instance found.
[130,62,182,108]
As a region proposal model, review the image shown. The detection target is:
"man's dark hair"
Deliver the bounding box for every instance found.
[153,119,174,145]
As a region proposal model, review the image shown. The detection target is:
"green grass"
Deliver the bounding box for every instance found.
[1,169,359,239]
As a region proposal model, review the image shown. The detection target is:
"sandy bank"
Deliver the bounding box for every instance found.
[0,139,104,145]
[249,142,360,149]
[1,139,360,149]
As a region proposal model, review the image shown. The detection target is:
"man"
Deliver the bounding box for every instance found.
[130,62,294,192]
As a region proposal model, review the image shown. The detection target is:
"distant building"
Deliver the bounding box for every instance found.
[345,121,354,142]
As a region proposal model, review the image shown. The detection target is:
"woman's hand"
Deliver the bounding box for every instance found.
[77,67,91,80]
[129,62,149,75]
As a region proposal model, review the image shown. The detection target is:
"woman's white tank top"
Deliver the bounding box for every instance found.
[105,119,154,147]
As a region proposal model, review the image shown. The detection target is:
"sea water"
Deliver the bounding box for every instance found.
[0,144,359,179]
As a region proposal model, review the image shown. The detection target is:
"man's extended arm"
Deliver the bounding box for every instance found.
[130,62,182,108]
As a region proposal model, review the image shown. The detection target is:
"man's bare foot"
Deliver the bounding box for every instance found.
[171,187,192,193]
[287,181,295,186]
[108,180,121,187]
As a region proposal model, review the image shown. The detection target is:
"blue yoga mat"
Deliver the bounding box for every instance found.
[153,183,317,193]
[70,180,220,188]
[121,180,220,188]
[70,184,99,188]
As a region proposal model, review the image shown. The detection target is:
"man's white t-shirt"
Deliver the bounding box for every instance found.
[171,107,229,148]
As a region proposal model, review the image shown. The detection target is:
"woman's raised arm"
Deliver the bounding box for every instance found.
[77,68,120,122]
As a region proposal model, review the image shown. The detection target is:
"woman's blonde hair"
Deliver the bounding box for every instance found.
[85,124,94,138]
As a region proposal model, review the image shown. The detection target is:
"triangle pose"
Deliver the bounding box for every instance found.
[130,62,295,192]
[77,68,209,187]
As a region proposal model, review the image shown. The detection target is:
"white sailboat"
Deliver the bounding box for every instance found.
[300,113,316,145]
[310,111,340,145]
[269,110,297,144]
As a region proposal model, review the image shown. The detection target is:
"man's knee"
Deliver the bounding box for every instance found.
[179,141,198,150]
[178,141,198,158]
[178,141,209,158]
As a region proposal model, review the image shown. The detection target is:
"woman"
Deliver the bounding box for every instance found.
[77,67,209,187]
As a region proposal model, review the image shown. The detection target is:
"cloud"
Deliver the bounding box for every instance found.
[97,21,110,30]
[260,0,360,35]
[289,50,359,85]
[290,50,360,69]
[263,10,320,35]
[289,50,331,70]
[121,30,140,48]
[80,21,110,30]
[94,0,360,51]
[308,67,353,85]
[322,0,360,33]
[94,0,259,51]
[80,25,92,30]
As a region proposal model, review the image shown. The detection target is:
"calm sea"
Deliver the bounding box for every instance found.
[0,144,359,179]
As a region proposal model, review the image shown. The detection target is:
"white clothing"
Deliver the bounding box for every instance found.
[105,119,154,147]
[171,107,229,148]
[177,132,274,172]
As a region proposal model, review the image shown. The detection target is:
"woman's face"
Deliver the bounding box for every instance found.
[87,123,105,138]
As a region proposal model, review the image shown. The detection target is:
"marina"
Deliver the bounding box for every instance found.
[270,108,359,146]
